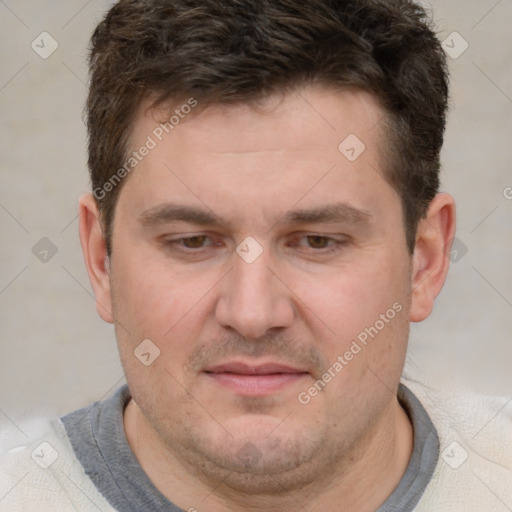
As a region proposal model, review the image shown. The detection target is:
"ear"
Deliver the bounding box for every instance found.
[409,193,456,323]
[78,193,113,323]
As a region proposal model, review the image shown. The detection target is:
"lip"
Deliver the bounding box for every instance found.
[205,362,305,375]
[203,361,309,396]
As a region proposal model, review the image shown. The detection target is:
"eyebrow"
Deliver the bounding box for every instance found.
[281,204,372,226]
[138,202,373,229]
[139,205,225,227]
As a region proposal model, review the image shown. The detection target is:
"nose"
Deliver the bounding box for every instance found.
[215,244,294,339]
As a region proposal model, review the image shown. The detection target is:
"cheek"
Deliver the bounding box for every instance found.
[289,252,407,341]
[286,252,411,401]
[111,266,211,413]
[110,246,218,338]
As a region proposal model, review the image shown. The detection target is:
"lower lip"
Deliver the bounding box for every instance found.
[205,372,308,396]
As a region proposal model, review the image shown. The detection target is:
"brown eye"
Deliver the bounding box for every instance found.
[306,235,331,249]
[181,236,209,248]
[288,233,349,255]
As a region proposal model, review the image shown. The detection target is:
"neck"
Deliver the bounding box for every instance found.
[124,396,413,512]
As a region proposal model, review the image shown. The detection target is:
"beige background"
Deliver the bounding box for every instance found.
[1,1,511,445]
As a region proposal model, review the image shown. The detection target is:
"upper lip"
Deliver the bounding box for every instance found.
[204,361,307,375]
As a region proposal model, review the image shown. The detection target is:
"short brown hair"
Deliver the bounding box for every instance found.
[87,0,449,254]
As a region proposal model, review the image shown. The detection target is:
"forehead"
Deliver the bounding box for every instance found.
[133,86,386,157]
[119,86,397,230]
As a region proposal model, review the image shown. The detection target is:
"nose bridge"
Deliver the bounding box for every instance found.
[234,247,273,302]
[215,242,293,338]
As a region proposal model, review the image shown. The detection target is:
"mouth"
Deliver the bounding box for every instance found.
[203,361,309,396]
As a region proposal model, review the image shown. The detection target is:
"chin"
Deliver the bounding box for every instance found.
[168,418,341,494]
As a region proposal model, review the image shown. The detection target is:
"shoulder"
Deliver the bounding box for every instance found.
[401,375,512,510]
[0,417,115,511]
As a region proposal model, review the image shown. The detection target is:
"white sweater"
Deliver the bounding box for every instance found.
[1,376,511,511]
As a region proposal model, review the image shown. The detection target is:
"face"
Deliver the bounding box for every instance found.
[102,86,415,491]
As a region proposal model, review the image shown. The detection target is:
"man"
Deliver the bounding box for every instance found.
[1,0,511,510]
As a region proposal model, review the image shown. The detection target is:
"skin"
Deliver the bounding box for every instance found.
[79,85,455,511]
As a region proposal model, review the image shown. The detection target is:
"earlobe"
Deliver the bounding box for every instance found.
[78,193,114,323]
[409,193,456,323]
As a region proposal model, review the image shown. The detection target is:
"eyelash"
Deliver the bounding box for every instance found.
[170,235,218,250]
[289,234,348,253]
[163,234,349,254]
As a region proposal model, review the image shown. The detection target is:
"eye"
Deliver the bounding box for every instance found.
[162,235,218,251]
[158,233,226,262]
[302,235,334,249]
[289,234,349,253]
[178,235,211,249]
